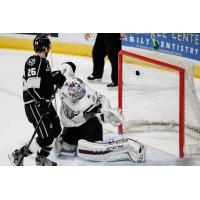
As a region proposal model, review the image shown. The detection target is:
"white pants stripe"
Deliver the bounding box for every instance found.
[29,104,45,139]
[33,104,49,138]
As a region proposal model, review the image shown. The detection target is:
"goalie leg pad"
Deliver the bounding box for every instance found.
[77,139,129,162]
[77,138,145,163]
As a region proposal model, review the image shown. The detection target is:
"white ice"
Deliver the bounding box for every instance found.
[1,48,200,166]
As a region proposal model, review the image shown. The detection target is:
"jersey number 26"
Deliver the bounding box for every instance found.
[28,68,36,77]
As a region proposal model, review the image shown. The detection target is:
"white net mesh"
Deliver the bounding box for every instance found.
[120,51,200,157]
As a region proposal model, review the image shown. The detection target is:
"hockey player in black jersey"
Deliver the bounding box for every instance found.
[9,34,66,166]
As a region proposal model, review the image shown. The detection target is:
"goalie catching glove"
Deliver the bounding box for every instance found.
[97,107,124,127]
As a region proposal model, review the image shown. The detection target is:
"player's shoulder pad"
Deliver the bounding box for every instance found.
[25,55,39,67]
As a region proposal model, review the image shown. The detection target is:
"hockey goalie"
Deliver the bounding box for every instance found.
[54,62,145,163]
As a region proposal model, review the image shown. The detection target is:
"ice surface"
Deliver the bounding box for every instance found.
[1,48,200,165]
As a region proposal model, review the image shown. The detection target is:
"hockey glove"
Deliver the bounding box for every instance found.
[52,70,66,88]
[97,108,124,127]
[36,99,50,115]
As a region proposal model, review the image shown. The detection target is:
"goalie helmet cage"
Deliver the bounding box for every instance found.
[118,50,200,158]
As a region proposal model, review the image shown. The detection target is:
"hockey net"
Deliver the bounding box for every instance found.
[118,50,200,158]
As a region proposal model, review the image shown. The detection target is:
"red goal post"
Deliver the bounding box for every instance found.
[118,50,186,158]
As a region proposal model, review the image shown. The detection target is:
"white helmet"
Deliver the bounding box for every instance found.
[60,62,76,78]
[68,78,86,103]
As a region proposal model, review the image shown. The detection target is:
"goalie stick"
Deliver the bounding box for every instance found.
[16,69,66,166]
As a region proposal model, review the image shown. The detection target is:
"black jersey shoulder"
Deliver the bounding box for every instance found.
[25,55,51,77]
[25,55,41,67]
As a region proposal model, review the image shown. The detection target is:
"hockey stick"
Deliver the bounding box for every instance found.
[16,69,66,166]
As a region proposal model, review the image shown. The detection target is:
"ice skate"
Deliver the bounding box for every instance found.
[35,153,57,166]
[87,74,102,81]
[8,146,32,166]
[8,149,24,166]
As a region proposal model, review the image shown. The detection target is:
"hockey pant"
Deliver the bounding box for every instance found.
[60,117,103,145]
[25,102,62,157]
[53,116,103,156]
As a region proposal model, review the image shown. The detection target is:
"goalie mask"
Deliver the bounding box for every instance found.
[67,78,86,103]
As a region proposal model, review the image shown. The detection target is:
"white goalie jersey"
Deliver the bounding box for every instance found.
[58,76,110,127]
[54,63,144,164]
